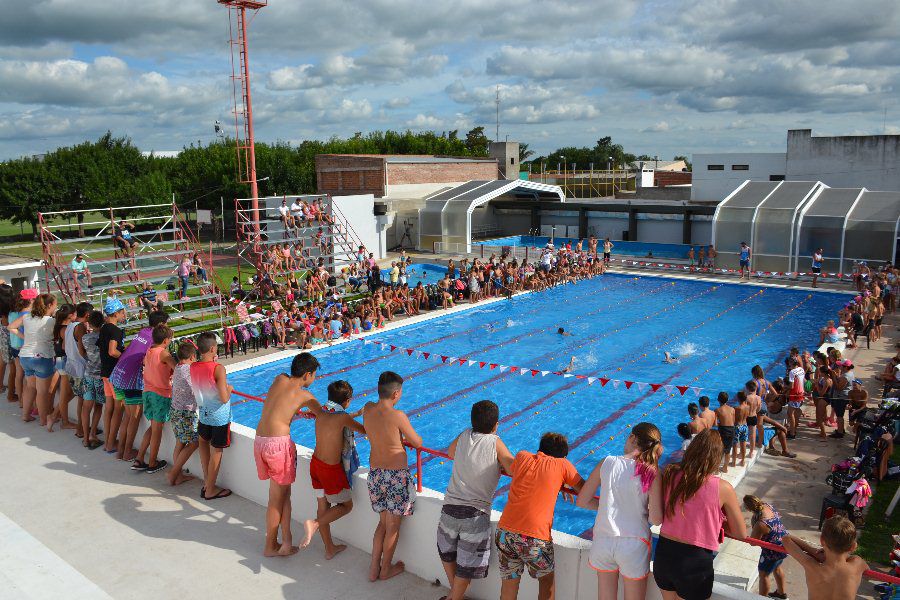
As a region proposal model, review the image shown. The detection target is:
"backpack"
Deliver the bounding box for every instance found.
[236,325,251,342]
[248,324,260,338]
[262,320,273,336]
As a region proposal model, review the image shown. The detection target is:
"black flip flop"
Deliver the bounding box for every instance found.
[131,460,149,471]
[85,440,103,450]
[146,460,168,474]
[205,488,232,500]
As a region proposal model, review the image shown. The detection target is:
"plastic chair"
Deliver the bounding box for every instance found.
[818,494,852,530]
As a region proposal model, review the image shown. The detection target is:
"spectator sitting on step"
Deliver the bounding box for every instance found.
[278,198,293,229]
[70,253,93,290]
[191,253,208,284]
[229,277,245,301]
[139,281,165,313]
[112,219,139,256]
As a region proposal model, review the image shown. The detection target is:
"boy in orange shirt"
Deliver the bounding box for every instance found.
[133,324,175,473]
[495,432,583,600]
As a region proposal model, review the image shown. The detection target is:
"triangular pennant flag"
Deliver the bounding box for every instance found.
[650,383,662,392]
[576,374,586,380]
[676,385,689,395]
[510,366,519,372]
[499,366,509,373]
[599,377,610,386]
[691,387,701,396]
[663,385,674,393]
[467,360,476,367]
[489,363,497,370]
[563,374,573,378]
[362,339,371,345]
[612,380,621,389]
[479,361,486,368]
[531,370,539,376]
[423,352,430,359]
[406,348,414,356]
[447,357,457,364]
[389,345,397,352]
[458,358,466,366]
[636,382,648,392]
[440,355,449,363]
[587,377,597,385]
[520,369,529,376]
[624,381,634,389]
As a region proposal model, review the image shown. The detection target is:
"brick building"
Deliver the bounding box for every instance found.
[315,155,499,198]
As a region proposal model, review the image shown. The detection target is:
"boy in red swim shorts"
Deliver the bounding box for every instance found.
[302,380,365,559]
[254,352,322,557]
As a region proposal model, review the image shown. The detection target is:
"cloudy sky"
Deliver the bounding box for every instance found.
[1,0,898,160]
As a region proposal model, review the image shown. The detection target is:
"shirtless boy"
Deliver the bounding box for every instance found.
[253,352,322,557]
[782,516,867,600]
[698,395,718,429]
[733,391,749,467]
[744,380,762,460]
[363,371,423,581]
[687,402,706,435]
[302,380,365,559]
[715,391,736,473]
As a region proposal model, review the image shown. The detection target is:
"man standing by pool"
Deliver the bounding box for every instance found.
[739,242,752,281]
[812,248,824,288]
[603,237,613,265]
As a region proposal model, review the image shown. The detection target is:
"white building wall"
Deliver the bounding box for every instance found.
[786,129,900,191]
[0,261,43,292]
[331,194,384,259]
[691,153,786,201]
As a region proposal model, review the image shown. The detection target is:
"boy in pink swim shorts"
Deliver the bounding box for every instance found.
[254,352,322,557]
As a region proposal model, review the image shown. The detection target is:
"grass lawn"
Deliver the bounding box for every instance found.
[856,444,900,565]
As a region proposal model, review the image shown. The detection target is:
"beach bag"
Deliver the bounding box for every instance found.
[248,324,260,338]
[237,325,251,342]
[262,320,273,336]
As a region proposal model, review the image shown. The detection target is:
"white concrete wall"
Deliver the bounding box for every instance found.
[786,129,900,191]
[691,153,786,201]
[385,182,467,199]
[331,194,383,260]
[1,262,43,292]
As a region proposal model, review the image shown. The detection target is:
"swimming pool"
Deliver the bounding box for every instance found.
[228,273,848,537]
[478,235,693,259]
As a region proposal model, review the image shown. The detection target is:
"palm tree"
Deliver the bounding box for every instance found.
[519,143,535,163]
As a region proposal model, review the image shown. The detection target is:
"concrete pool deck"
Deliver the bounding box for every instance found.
[0,261,878,599]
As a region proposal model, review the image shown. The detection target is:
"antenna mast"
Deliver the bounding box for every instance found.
[495,85,500,141]
[218,0,267,233]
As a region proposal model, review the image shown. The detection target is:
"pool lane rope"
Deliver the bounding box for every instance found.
[500,288,767,434]
[609,256,852,281]
[571,293,815,465]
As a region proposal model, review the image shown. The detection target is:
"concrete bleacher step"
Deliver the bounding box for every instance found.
[87,248,189,268]
[55,238,185,257]
[126,306,221,329]
[124,292,221,314]
[48,228,180,250]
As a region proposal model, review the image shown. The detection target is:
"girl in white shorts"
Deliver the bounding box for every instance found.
[576,422,662,600]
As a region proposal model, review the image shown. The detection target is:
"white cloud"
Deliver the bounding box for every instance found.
[642,121,670,133]
[405,114,444,129]
[384,97,411,109]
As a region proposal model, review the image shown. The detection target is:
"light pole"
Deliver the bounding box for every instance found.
[561,156,566,198]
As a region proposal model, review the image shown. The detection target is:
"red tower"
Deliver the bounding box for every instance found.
[218,0,267,232]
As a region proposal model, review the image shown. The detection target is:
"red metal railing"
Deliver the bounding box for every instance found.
[230,390,900,585]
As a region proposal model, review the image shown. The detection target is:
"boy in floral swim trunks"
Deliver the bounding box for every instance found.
[495,432,583,600]
[167,342,199,486]
[254,352,322,557]
[363,371,423,581]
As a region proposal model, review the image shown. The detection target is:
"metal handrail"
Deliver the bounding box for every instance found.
[38,203,173,217]
[228,390,900,585]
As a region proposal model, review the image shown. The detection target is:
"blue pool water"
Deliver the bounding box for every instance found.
[478,235,693,260]
[229,273,848,537]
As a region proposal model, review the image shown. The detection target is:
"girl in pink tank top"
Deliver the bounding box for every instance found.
[650,429,746,600]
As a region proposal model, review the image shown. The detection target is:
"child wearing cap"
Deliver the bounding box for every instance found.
[99,297,127,454]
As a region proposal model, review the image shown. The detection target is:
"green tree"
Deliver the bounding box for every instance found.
[464,126,490,156]
[519,143,535,163]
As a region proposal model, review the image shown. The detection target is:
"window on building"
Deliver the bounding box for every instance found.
[707,164,724,170]
[510,157,515,165]
[731,164,749,170]
[769,174,785,181]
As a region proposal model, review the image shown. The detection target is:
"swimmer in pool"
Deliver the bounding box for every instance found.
[562,356,576,373]
[557,327,573,336]
[663,351,678,363]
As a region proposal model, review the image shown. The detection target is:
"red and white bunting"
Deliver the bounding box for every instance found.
[356,339,705,397]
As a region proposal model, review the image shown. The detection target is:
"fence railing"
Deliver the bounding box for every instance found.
[228,388,900,586]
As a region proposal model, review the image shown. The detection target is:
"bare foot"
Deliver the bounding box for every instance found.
[379,561,405,580]
[170,471,196,486]
[46,417,58,432]
[263,544,299,557]
[369,560,381,582]
[301,519,319,548]
[61,421,78,431]
[123,450,138,462]
[739,460,745,467]
[325,544,347,560]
